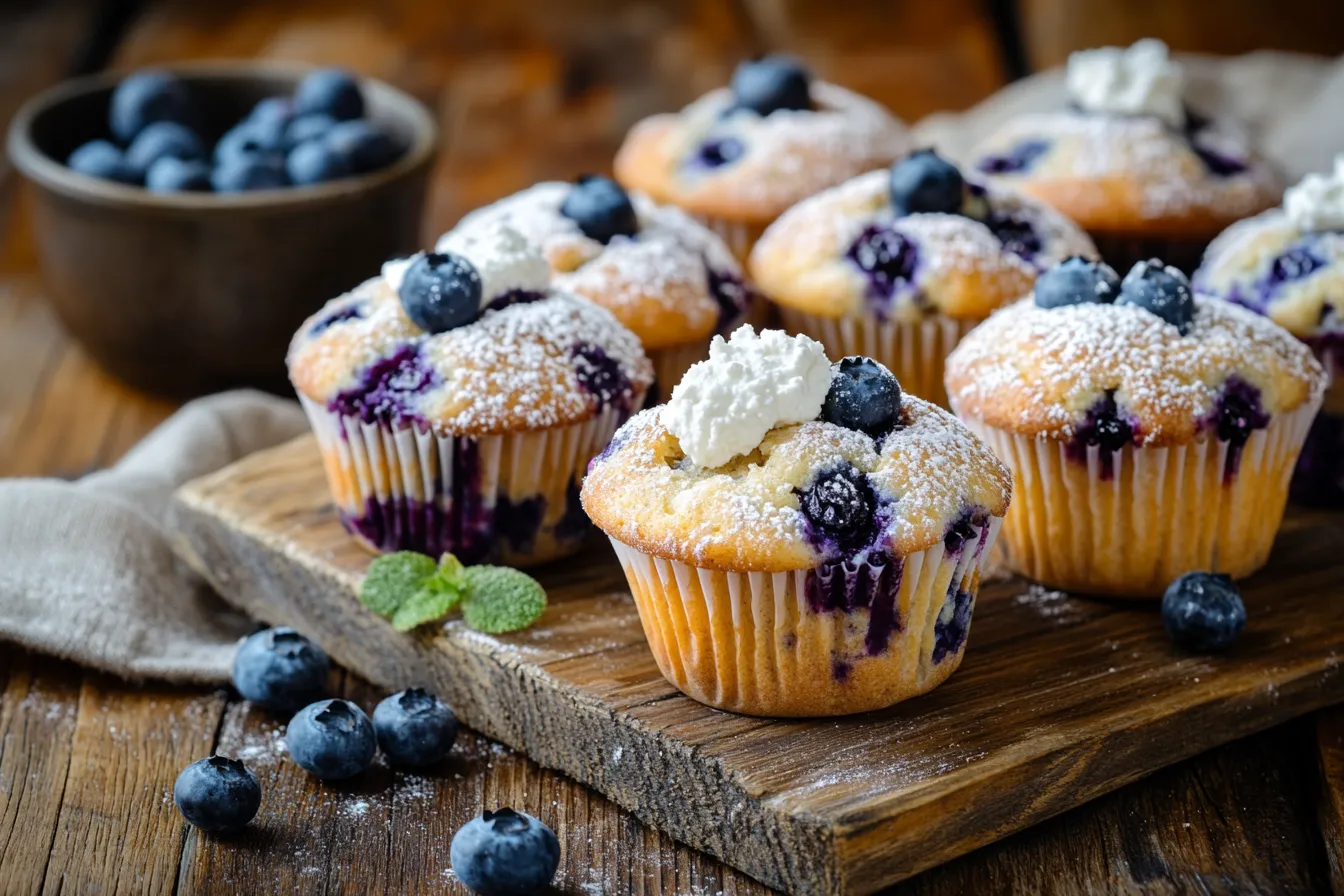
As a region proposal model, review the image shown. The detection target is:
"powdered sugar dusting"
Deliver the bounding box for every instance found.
[583,393,1011,569]
[441,183,742,345]
[946,295,1326,444]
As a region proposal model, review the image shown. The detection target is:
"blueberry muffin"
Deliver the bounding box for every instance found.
[970,39,1280,273]
[751,149,1096,406]
[438,177,754,400]
[946,257,1325,597]
[1195,157,1344,505]
[287,225,653,566]
[614,56,910,261]
[582,327,1011,716]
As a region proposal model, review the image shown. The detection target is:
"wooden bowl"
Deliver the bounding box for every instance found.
[6,63,438,398]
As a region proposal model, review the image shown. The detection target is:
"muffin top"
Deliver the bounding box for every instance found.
[945,258,1326,448]
[614,56,910,223]
[749,151,1097,321]
[582,327,1011,571]
[287,226,653,436]
[1195,156,1344,344]
[438,178,751,349]
[970,40,1280,233]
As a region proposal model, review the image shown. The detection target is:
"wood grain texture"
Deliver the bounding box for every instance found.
[172,434,1344,895]
[1318,707,1344,894]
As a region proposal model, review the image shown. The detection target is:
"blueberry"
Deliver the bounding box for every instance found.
[1162,572,1246,652]
[325,119,400,173]
[798,463,876,541]
[145,156,211,192]
[125,121,204,178]
[450,808,561,896]
[67,140,136,184]
[372,688,459,768]
[286,699,377,781]
[560,175,639,244]
[1033,256,1121,309]
[888,149,965,217]
[173,756,261,834]
[1117,259,1195,334]
[287,139,351,185]
[845,225,918,301]
[231,627,329,711]
[213,121,282,165]
[211,153,288,192]
[293,68,365,121]
[729,55,811,116]
[284,112,337,149]
[109,70,192,142]
[398,252,483,334]
[822,356,902,438]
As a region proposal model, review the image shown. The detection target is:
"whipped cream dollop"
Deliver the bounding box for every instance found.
[1284,155,1344,232]
[435,223,551,307]
[664,326,832,468]
[1066,38,1185,128]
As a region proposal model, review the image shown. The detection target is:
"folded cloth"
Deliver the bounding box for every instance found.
[0,391,307,684]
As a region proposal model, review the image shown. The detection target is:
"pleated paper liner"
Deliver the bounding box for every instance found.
[777,307,978,408]
[960,400,1319,598]
[300,394,631,567]
[609,516,1002,717]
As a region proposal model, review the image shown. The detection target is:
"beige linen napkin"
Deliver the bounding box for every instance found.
[0,391,307,683]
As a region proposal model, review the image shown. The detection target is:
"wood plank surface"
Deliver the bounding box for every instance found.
[171,434,1344,895]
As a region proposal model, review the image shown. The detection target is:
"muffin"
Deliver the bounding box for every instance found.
[582,327,1011,716]
[751,149,1097,406]
[614,55,910,261]
[970,39,1280,273]
[1195,156,1344,504]
[438,177,754,400]
[946,257,1325,598]
[287,225,653,567]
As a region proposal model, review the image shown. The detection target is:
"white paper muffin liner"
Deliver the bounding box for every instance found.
[300,394,628,567]
[608,516,1002,717]
[692,213,766,263]
[776,307,979,408]
[959,400,1320,597]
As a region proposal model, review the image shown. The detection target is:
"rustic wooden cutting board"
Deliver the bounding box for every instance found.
[171,434,1344,896]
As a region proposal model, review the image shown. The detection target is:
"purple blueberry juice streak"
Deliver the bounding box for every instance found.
[932,588,974,664]
[943,512,987,555]
[982,213,1043,263]
[845,225,920,310]
[554,480,591,544]
[494,494,546,553]
[327,344,438,427]
[707,267,752,333]
[1206,375,1270,483]
[1065,391,1138,481]
[483,289,547,313]
[975,139,1050,175]
[831,660,852,682]
[1190,143,1248,177]
[589,429,628,472]
[804,552,906,660]
[571,342,632,413]
[308,303,366,336]
[687,136,745,170]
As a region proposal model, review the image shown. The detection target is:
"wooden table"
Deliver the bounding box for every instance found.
[1,1,1341,893]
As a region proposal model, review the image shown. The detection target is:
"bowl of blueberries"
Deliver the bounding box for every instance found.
[6,63,437,397]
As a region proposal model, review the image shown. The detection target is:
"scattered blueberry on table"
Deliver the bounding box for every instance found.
[450,807,561,896]
[286,698,378,781]
[231,627,330,712]
[372,688,459,768]
[66,67,403,192]
[173,756,262,834]
[1162,572,1247,652]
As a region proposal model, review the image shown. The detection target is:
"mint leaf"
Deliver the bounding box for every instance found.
[459,566,547,634]
[390,575,466,632]
[360,552,437,617]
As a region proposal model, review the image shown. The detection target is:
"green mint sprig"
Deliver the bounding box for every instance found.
[359,551,547,634]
